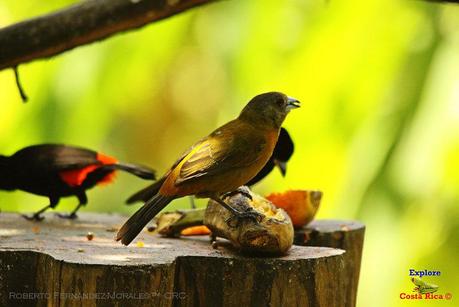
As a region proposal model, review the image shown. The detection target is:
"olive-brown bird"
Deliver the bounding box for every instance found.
[126,127,294,206]
[116,92,300,245]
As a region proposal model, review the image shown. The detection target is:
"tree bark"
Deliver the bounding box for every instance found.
[0,0,455,71]
[294,220,365,307]
[0,212,358,307]
[426,0,459,3]
[0,0,218,70]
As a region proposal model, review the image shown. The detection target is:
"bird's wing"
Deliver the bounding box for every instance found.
[43,145,102,170]
[175,122,267,185]
[13,144,101,171]
[125,137,209,203]
[169,137,207,172]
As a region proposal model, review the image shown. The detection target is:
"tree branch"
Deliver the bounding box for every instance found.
[0,0,218,70]
[426,0,459,3]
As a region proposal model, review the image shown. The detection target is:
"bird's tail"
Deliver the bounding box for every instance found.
[125,177,166,204]
[116,194,174,245]
[100,162,156,180]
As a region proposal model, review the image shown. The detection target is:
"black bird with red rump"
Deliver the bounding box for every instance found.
[0,144,155,221]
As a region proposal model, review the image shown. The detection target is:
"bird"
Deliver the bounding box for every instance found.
[0,144,156,221]
[117,91,300,245]
[126,127,294,208]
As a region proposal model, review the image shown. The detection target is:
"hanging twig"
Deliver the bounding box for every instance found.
[13,66,28,103]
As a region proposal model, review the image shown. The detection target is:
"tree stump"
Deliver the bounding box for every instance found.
[294,220,365,307]
[0,213,363,307]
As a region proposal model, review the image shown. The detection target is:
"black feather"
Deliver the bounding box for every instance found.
[99,163,155,180]
[117,194,175,245]
[0,155,15,190]
[126,177,165,204]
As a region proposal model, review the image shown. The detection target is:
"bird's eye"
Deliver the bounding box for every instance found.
[276,99,284,107]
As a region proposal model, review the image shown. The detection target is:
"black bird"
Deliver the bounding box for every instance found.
[0,144,155,221]
[126,127,294,205]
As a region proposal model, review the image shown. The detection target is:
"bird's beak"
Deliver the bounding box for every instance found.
[274,159,287,176]
[286,97,300,110]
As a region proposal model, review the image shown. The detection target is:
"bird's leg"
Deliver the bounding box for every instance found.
[209,232,219,249]
[222,186,253,201]
[56,204,82,220]
[22,206,49,221]
[188,196,197,209]
[57,192,87,219]
[22,197,59,221]
[210,195,263,228]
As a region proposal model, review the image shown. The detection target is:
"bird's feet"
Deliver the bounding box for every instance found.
[222,187,253,201]
[225,208,263,228]
[21,213,45,222]
[56,212,78,220]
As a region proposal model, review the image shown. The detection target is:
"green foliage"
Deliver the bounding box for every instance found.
[0,0,458,306]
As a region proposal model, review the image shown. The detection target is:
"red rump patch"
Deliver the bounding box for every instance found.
[59,153,118,187]
[59,165,99,187]
[97,152,117,165]
[95,153,117,185]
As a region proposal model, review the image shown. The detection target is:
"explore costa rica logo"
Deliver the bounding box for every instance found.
[411,277,438,295]
[399,269,452,301]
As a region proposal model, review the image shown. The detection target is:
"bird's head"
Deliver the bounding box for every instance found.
[238,92,300,129]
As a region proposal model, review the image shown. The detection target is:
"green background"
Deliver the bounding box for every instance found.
[1,0,458,306]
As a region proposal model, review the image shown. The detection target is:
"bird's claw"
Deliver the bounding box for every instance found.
[225,209,263,228]
[56,212,78,220]
[222,187,253,201]
[21,213,45,222]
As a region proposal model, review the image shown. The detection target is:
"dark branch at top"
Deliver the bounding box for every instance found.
[0,0,218,70]
[426,0,459,2]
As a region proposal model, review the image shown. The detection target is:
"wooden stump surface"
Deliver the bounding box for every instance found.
[0,212,363,307]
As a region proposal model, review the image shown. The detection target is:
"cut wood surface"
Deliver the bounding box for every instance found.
[0,212,363,307]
